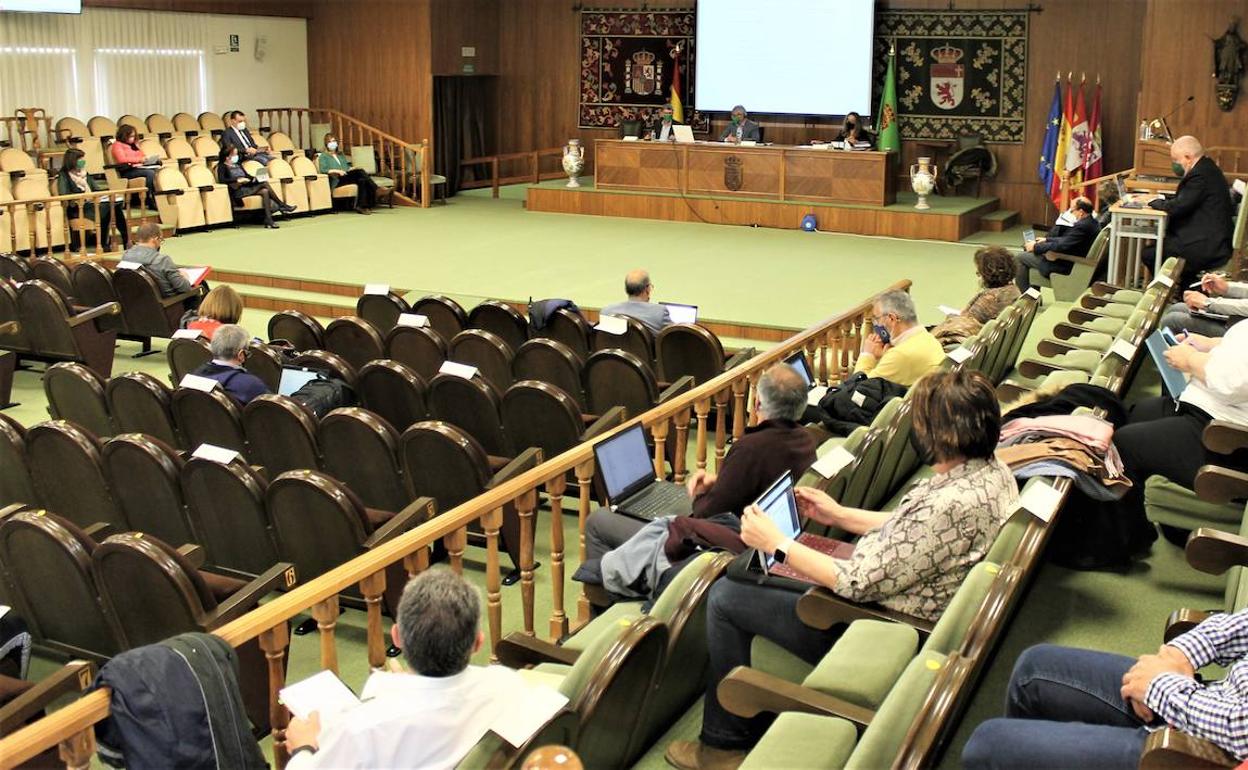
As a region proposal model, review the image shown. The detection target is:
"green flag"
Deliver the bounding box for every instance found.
[876,44,900,153]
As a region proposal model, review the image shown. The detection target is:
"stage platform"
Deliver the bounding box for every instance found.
[525,178,1003,242]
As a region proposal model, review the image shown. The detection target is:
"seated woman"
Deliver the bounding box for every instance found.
[215,146,293,229]
[931,246,1020,349]
[665,368,1019,769]
[108,124,157,208]
[1113,323,1248,544]
[317,133,379,213]
[57,148,128,252]
[181,285,243,340]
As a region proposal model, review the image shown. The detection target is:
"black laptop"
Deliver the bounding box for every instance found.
[593,424,692,520]
[784,351,828,406]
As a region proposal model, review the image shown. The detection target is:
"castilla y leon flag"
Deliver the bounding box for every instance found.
[1065,77,1091,196]
[876,44,900,154]
[1086,79,1104,204]
[669,48,684,123]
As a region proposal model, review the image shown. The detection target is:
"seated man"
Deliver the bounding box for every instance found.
[121,223,200,308]
[1147,135,1234,287]
[854,289,944,386]
[1014,196,1101,292]
[962,609,1248,769]
[719,105,761,144]
[1161,271,1248,337]
[666,368,1018,769]
[285,568,535,769]
[647,103,680,142]
[600,268,672,333]
[189,324,270,406]
[220,110,274,166]
[585,364,815,561]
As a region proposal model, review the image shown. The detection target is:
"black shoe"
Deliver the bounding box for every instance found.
[279,204,296,214]
[264,222,279,229]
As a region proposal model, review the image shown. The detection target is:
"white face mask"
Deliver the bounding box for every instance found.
[326,141,339,151]
[237,121,247,131]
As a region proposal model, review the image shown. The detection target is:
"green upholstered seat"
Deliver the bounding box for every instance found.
[739,712,857,770]
[1094,302,1134,319]
[880,465,935,512]
[986,507,1031,565]
[800,619,919,710]
[844,651,947,769]
[1033,225,1111,302]
[1058,330,1114,351]
[1046,348,1103,373]
[1144,475,1243,534]
[750,637,816,683]
[560,603,641,653]
[921,561,999,656]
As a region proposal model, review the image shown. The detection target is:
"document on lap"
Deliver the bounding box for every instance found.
[279,670,361,720]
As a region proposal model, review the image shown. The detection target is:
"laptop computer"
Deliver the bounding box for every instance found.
[672,124,696,143]
[278,365,326,397]
[1144,330,1188,398]
[784,351,829,406]
[753,471,854,582]
[592,424,692,521]
[661,302,698,324]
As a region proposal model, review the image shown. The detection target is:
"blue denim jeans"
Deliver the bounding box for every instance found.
[962,644,1154,769]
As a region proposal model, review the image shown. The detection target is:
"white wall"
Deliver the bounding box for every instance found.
[0,7,308,122]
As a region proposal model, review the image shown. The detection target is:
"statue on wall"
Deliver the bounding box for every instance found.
[1213,18,1246,111]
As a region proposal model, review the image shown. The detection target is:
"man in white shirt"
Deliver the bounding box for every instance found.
[284,568,534,770]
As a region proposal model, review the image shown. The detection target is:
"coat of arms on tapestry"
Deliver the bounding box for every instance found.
[578,10,709,132]
[873,11,1028,143]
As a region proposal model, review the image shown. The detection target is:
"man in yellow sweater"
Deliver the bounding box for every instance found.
[855,290,945,386]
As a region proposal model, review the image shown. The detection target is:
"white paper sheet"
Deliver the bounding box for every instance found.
[396,313,430,328]
[489,682,569,748]
[594,314,628,335]
[1151,275,1175,289]
[947,346,973,364]
[810,445,855,479]
[279,670,361,721]
[439,361,478,380]
[180,373,219,392]
[364,283,390,296]
[1014,479,1063,522]
[191,443,240,465]
[1024,287,1042,300]
[938,304,961,317]
[178,266,211,287]
[1107,338,1137,361]
[115,260,141,270]
[172,328,203,340]
[850,390,867,407]
[806,384,829,406]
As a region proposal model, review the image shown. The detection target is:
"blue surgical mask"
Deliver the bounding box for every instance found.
[326,141,339,151]
[872,324,891,345]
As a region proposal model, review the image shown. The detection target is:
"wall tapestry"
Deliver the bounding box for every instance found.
[579,9,708,132]
[873,11,1028,143]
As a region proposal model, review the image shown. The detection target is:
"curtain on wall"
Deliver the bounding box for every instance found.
[432,76,492,197]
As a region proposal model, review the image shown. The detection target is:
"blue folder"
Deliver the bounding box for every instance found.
[1144,330,1188,398]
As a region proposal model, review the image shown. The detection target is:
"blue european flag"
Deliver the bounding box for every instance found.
[1038,78,1062,190]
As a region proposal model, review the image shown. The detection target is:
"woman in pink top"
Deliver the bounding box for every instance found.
[109,124,158,207]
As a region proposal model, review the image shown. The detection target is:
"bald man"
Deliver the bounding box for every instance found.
[1148,135,1234,285]
[600,269,672,332]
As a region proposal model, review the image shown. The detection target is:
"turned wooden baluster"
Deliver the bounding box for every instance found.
[58,727,94,770]
[731,377,749,440]
[575,457,595,627]
[446,527,468,575]
[672,405,691,483]
[713,387,729,470]
[650,417,670,480]
[359,570,387,670]
[546,475,569,640]
[745,371,761,428]
[517,487,539,637]
[312,596,340,676]
[694,397,711,473]
[482,506,504,661]
[260,622,292,768]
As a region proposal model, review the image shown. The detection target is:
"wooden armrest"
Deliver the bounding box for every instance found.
[67,301,121,327]
[1204,420,1248,455]
[162,290,200,308]
[582,406,626,442]
[717,666,873,731]
[1080,295,1112,310]
[0,321,18,336]
[658,375,696,403]
[157,132,172,140]
[1036,339,1077,357]
[198,185,215,192]
[161,188,185,197]
[278,177,295,183]
[1140,727,1236,769]
[362,497,435,549]
[490,447,543,485]
[184,130,199,138]
[8,169,26,179]
[1052,322,1088,340]
[0,661,95,734]
[82,522,114,540]
[176,158,192,166]
[795,587,935,637]
[996,380,1033,404]
[724,348,756,371]
[495,633,580,669]
[1017,359,1062,379]
[177,543,206,568]
[1194,466,1248,504]
[1067,307,1106,325]
[203,562,296,627]
[1184,528,1248,575]
[303,174,318,181]
[1163,608,1211,644]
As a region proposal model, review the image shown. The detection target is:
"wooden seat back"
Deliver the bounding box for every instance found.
[106,372,178,447]
[242,395,321,476]
[448,329,514,395]
[399,421,492,513]
[513,339,586,410]
[112,266,184,339]
[26,421,126,531]
[468,300,529,351]
[0,414,36,508]
[267,309,324,351]
[320,407,409,512]
[180,455,277,577]
[324,316,385,372]
[171,386,246,454]
[385,324,447,380]
[356,291,410,334]
[583,349,658,418]
[166,335,212,385]
[501,381,586,460]
[43,362,113,438]
[100,433,193,547]
[411,294,467,342]
[428,372,512,457]
[357,360,428,433]
[656,324,726,384]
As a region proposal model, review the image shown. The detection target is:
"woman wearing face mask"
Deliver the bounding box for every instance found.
[215,146,293,229]
[831,111,876,148]
[57,147,129,252]
[317,133,379,213]
[108,124,159,208]
[665,367,1017,768]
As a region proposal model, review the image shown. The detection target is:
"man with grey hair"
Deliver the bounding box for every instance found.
[855,289,944,386]
[1146,135,1234,287]
[584,363,816,561]
[600,268,672,332]
[189,323,270,405]
[719,105,761,144]
[649,102,679,142]
[284,568,537,769]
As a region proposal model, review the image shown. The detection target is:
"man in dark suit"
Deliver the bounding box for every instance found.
[221,110,274,166]
[647,103,680,142]
[1148,135,1234,286]
[1015,196,1102,291]
[719,105,761,144]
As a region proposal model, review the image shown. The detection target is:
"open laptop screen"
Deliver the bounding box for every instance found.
[662,302,699,325]
[754,472,800,570]
[784,352,814,387]
[278,366,324,397]
[593,425,655,503]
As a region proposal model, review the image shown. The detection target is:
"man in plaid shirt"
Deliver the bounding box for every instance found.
[961,608,1248,768]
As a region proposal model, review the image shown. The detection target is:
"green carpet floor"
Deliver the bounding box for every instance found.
[12,188,1222,769]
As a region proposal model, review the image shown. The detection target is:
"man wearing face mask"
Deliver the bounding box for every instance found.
[718,105,761,144]
[221,110,274,166]
[1146,135,1234,287]
[647,103,679,142]
[854,289,945,387]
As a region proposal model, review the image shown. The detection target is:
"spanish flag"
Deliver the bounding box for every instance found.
[670,49,684,123]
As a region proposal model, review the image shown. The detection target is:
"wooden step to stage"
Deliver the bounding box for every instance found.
[979,209,1019,232]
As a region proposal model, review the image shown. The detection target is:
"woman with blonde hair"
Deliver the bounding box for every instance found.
[182,285,244,339]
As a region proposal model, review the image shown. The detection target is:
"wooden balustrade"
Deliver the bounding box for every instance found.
[1,111,55,153]
[0,187,141,261]
[0,280,907,769]
[256,107,434,208]
[459,148,568,198]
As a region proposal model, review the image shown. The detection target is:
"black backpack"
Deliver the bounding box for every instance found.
[815,372,908,436]
[291,377,356,418]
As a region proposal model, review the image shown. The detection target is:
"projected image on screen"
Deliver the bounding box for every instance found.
[696,0,874,116]
[1,0,82,12]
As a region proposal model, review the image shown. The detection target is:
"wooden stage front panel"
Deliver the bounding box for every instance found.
[594,139,897,207]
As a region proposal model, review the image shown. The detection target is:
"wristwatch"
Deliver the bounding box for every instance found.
[772,539,795,564]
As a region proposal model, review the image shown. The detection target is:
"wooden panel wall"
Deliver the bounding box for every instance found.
[83,0,311,17]
[431,0,500,76]
[306,0,433,145]
[1137,0,1248,148]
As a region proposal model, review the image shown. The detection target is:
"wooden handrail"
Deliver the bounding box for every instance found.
[0,280,909,768]
[461,147,566,198]
[1,186,140,260]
